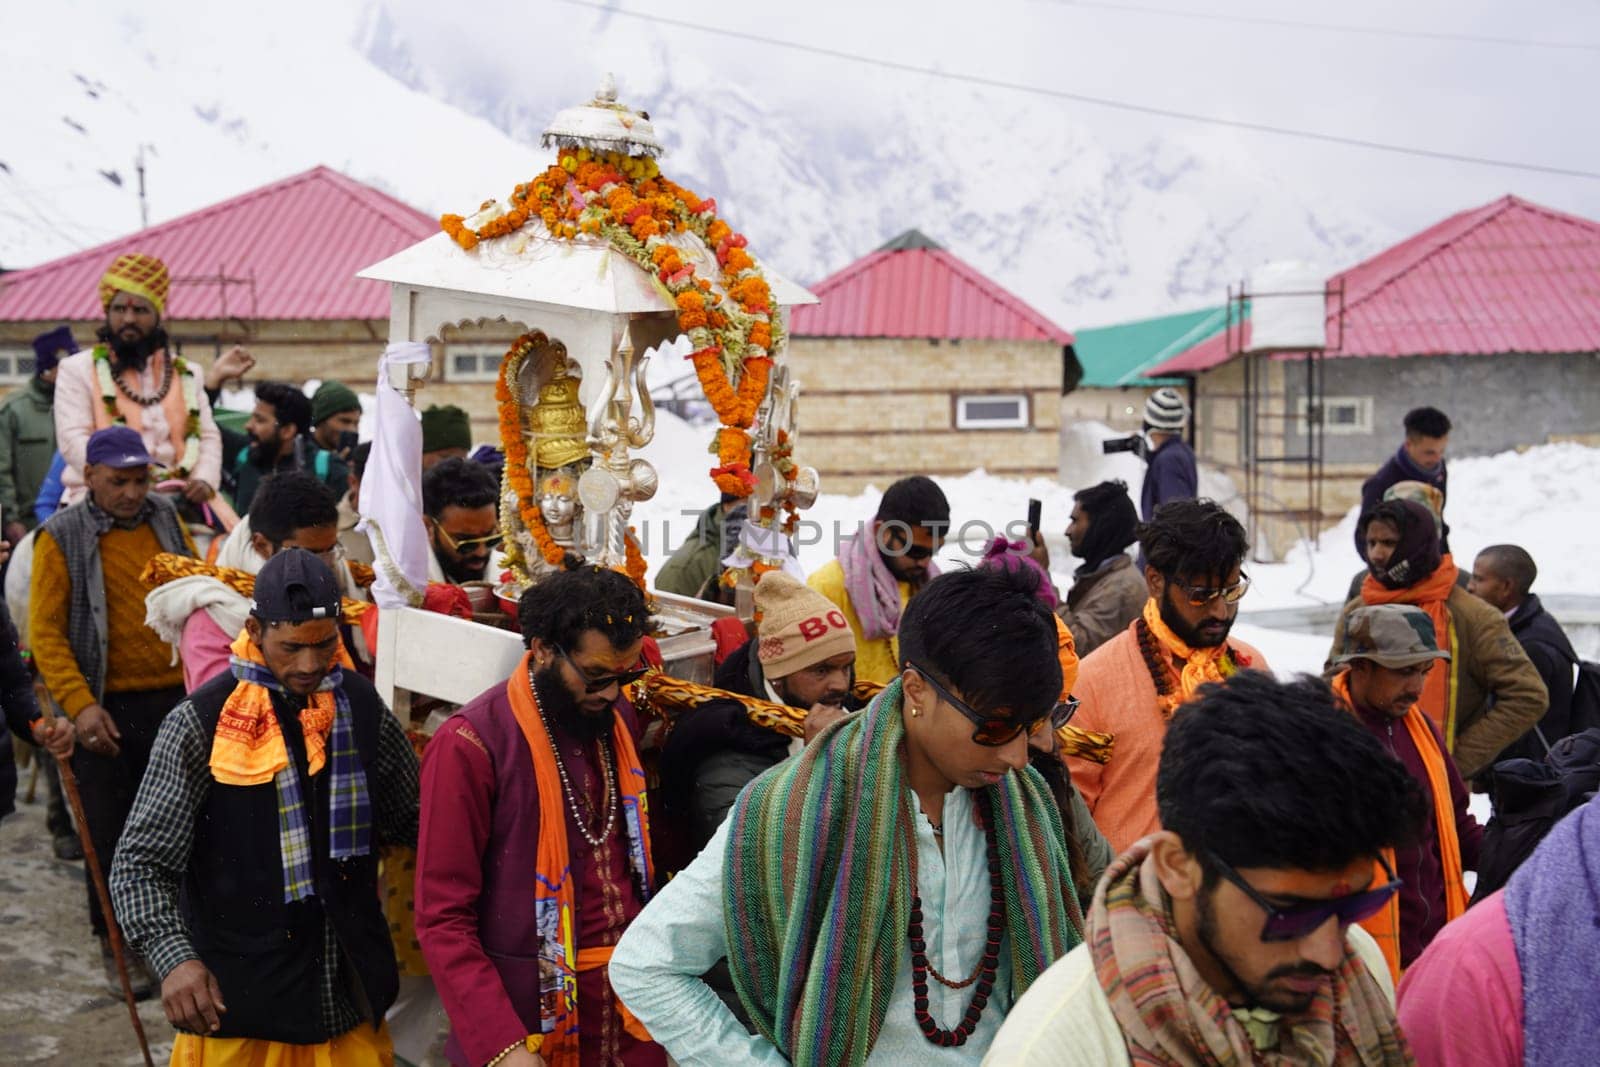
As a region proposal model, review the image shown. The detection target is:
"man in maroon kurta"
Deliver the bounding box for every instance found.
[415,567,665,1067]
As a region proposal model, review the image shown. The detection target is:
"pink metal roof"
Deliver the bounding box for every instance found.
[0,166,435,322]
[1150,195,1600,376]
[789,236,1074,344]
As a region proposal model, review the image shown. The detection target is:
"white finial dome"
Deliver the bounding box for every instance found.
[541,74,662,158]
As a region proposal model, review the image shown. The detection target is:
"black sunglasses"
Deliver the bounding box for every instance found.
[907,662,1064,746]
[1206,849,1402,943]
[555,646,649,694]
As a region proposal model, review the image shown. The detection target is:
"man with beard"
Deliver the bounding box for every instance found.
[422,456,500,585]
[54,253,222,506]
[222,381,349,514]
[111,549,419,1064]
[1055,480,1145,657]
[415,566,664,1067]
[1066,499,1269,853]
[808,475,949,685]
[0,325,72,546]
[1327,499,1545,780]
[1330,604,1480,981]
[29,427,196,994]
[657,571,862,863]
[987,672,1422,1066]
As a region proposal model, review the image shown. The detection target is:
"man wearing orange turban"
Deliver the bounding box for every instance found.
[53,253,223,506]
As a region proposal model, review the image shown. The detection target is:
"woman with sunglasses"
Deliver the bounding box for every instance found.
[611,565,1083,1064]
[988,671,1426,1066]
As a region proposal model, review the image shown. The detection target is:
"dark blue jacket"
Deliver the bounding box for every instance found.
[1498,594,1578,761]
[1140,436,1198,522]
[1359,445,1449,554]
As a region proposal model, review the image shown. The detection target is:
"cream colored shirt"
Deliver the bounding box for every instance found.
[982,926,1394,1066]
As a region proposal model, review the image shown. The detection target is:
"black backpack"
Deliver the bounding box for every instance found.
[1567,659,1600,735]
[1473,728,1600,903]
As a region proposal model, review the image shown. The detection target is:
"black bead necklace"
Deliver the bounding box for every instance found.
[907,790,1003,1047]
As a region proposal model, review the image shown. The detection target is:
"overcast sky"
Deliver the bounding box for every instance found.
[376,0,1600,233]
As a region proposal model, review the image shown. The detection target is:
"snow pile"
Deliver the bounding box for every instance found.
[1248,442,1600,610]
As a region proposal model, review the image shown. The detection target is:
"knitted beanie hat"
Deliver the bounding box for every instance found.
[753,571,856,680]
[311,380,361,425]
[1143,387,1189,431]
[420,404,472,453]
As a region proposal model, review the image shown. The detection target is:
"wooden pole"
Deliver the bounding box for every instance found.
[53,752,155,1067]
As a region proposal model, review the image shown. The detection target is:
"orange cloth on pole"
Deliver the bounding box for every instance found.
[1332,671,1467,984]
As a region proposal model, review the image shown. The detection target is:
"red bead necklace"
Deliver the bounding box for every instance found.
[907,790,1003,1047]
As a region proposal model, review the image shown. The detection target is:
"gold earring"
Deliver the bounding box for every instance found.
[910,705,921,718]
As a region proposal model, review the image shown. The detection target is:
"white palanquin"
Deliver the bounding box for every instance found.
[357,76,818,715]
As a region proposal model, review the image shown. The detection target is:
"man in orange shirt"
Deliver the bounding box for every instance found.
[1067,499,1268,853]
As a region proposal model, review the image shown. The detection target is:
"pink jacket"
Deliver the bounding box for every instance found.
[1396,889,1523,1065]
[54,348,222,503]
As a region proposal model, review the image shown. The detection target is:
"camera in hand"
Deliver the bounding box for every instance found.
[1101,433,1146,458]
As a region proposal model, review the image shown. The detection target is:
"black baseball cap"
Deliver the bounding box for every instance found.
[251,548,341,623]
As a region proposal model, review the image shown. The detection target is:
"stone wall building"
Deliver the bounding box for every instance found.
[1147,195,1600,558]
[785,230,1074,495]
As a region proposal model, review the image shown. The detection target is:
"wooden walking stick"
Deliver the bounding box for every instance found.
[53,750,156,1067]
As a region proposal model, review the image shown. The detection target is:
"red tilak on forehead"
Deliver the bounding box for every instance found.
[1330,879,1354,896]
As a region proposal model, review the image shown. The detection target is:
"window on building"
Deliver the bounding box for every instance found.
[955,394,1029,430]
[1298,395,1373,436]
[0,350,37,384]
[444,346,504,383]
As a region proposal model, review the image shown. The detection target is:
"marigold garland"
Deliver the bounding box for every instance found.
[440,146,786,502]
[495,334,569,578]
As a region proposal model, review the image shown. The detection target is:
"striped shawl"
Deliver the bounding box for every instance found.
[723,678,1083,1066]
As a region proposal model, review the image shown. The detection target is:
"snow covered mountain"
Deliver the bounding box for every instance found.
[2,0,1391,328]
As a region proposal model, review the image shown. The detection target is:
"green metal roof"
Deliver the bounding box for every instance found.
[1070,304,1240,387]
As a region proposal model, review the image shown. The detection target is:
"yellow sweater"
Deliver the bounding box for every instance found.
[31,524,186,716]
[806,557,911,686]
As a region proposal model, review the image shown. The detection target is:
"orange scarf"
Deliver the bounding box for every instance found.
[1054,613,1080,701]
[1332,671,1466,984]
[92,349,194,469]
[505,652,654,1062]
[210,630,356,786]
[1360,557,1461,742]
[1141,598,1235,715]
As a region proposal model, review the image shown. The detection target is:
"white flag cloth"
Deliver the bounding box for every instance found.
[359,342,432,609]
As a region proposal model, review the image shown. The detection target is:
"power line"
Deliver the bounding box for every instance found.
[1036,0,1600,53]
[550,0,1600,181]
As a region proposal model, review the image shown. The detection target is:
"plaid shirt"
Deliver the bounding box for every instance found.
[110,693,419,1037]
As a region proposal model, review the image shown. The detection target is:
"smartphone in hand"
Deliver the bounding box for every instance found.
[1027,498,1042,536]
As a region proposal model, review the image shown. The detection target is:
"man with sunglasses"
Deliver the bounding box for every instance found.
[1067,498,1268,852]
[415,566,664,1067]
[808,475,950,684]
[988,671,1424,1066]
[612,566,1083,1064]
[422,456,502,585]
[1331,603,1480,981]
